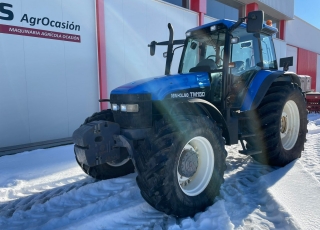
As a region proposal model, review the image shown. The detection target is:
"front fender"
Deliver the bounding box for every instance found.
[187,98,230,145]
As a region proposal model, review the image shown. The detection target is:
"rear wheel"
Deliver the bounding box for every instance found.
[75,109,134,179]
[133,115,227,217]
[245,84,307,166]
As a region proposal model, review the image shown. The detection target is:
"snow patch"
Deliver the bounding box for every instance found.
[262,160,320,229]
[0,114,320,229]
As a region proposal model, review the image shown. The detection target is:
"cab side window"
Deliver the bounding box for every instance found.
[260,34,277,69]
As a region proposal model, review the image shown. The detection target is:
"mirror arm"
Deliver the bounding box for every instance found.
[228,17,247,33]
[283,62,290,71]
[152,40,185,46]
[149,39,185,57]
[173,44,184,53]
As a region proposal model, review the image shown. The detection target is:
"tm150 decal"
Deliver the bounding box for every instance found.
[171,92,205,98]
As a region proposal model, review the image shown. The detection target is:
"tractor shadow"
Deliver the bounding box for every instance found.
[218,154,296,229]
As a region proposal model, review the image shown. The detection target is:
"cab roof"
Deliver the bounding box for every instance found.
[186,19,278,36]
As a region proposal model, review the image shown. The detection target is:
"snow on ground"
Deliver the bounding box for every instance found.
[0,114,320,229]
[262,161,320,229]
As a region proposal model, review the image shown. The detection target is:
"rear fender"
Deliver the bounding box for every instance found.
[282,72,301,87]
[241,70,301,111]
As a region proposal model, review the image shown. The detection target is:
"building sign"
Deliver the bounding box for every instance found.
[0,24,81,42]
[0,3,14,20]
[0,2,81,43]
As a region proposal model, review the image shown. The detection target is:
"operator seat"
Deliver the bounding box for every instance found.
[189,59,218,73]
[196,59,217,70]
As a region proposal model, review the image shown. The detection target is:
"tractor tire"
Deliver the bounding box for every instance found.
[245,84,307,166]
[75,109,134,179]
[133,115,227,217]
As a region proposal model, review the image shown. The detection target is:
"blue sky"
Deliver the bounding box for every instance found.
[294,0,320,29]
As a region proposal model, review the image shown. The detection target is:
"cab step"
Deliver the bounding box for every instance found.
[238,149,262,156]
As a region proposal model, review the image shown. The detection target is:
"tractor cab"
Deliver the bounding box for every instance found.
[179,18,278,109]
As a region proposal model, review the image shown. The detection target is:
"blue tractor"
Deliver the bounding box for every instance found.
[72,11,307,217]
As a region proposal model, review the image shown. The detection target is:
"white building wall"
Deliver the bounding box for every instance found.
[258,0,294,19]
[204,15,218,24]
[286,16,320,55]
[232,0,293,19]
[0,0,98,148]
[286,45,298,73]
[273,38,287,67]
[104,0,198,94]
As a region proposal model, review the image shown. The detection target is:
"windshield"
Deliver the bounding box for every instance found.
[180,29,226,74]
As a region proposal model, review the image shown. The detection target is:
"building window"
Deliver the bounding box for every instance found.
[206,0,242,21]
[162,0,190,9]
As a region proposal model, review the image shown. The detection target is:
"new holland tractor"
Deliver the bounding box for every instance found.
[72,11,307,217]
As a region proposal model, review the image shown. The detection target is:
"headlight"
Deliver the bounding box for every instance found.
[120,104,139,112]
[112,104,119,111]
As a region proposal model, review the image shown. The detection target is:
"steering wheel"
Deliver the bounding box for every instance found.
[206,55,216,59]
[206,55,222,68]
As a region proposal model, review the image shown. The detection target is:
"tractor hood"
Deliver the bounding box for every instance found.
[111,72,210,100]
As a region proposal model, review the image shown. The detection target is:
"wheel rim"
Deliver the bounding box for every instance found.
[280,100,300,150]
[106,158,130,167]
[177,136,214,196]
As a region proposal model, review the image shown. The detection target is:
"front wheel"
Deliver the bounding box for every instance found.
[245,84,307,166]
[134,115,227,217]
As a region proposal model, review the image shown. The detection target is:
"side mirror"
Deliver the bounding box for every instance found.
[148,41,157,56]
[247,10,264,33]
[280,56,293,71]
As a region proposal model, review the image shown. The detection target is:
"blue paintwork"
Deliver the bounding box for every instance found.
[111,72,210,100]
[186,19,278,34]
[187,19,243,32]
[241,70,283,111]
